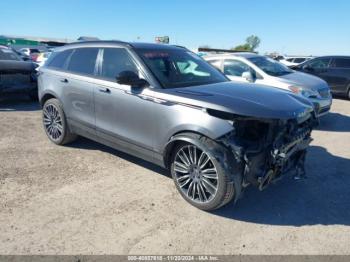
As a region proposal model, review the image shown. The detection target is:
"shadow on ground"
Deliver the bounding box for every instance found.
[71,137,350,227]
[316,112,350,132]
[0,94,40,112]
[70,137,167,177]
[213,145,350,226]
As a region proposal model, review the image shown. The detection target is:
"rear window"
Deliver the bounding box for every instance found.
[294,58,306,63]
[47,49,73,69]
[332,58,350,68]
[67,48,99,76]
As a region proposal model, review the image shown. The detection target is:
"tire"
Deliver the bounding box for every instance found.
[169,133,242,211]
[42,98,77,145]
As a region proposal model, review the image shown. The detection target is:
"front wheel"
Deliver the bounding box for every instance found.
[170,135,242,211]
[42,98,77,145]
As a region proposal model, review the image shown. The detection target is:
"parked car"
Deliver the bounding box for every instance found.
[293,56,350,99]
[18,48,42,63]
[204,53,332,116]
[12,48,32,61]
[0,46,38,100]
[280,56,313,67]
[38,41,316,211]
[18,48,41,57]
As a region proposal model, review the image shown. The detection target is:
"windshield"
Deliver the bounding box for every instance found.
[0,48,22,61]
[248,56,293,76]
[135,48,228,88]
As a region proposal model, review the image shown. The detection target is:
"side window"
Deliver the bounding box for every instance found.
[224,59,251,77]
[67,48,99,76]
[100,48,138,80]
[286,58,294,62]
[207,59,222,70]
[331,58,350,68]
[307,58,330,69]
[47,49,73,69]
[294,58,306,63]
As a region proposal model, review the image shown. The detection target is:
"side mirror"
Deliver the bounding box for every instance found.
[116,71,149,88]
[242,71,256,82]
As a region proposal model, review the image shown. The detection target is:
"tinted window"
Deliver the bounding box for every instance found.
[100,48,138,80]
[286,58,294,62]
[0,49,21,61]
[332,58,350,68]
[136,49,228,88]
[248,56,293,76]
[67,48,99,75]
[294,58,306,63]
[307,58,330,69]
[48,49,73,69]
[224,60,251,76]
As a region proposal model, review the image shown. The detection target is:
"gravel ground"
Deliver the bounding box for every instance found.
[0,95,349,255]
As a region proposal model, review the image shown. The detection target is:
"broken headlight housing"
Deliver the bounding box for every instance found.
[288,85,320,99]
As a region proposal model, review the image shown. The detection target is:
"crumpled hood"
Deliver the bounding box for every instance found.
[277,71,329,91]
[151,81,314,120]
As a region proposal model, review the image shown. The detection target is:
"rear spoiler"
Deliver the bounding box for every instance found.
[198,47,257,54]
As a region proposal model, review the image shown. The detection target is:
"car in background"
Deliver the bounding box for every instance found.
[19,48,42,63]
[293,56,350,99]
[280,56,313,67]
[204,52,332,117]
[19,48,40,56]
[0,46,38,100]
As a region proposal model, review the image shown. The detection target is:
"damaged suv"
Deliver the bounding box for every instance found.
[38,41,316,210]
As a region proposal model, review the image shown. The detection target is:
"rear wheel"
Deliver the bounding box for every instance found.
[42,98,77,145]
[170,135,242,211]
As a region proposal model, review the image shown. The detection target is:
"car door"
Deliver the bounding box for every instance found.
[327,58,350,94]
[222,59,264,85]
[60,47,99,134]
[301,57,332,85]
[223,59,252,82]
[93,47,155,161]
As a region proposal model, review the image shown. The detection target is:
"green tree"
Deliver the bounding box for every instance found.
[246,35,261,51]
[231,35,261,52]
[231,43,252,51]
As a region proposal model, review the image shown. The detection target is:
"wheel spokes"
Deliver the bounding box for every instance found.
[43,104,63,141]
[174,144,218,203]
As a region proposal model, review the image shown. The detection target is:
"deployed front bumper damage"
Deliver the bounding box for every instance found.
[218,112,317,191]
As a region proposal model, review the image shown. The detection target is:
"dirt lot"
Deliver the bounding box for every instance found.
[0,96,349,255]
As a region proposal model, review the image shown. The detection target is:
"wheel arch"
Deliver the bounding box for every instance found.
[162,131,214,169]
[39,90,60,107]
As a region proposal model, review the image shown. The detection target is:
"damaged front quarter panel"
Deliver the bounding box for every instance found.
[213,109,317,191]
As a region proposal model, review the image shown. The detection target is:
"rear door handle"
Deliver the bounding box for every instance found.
[60,78,68,83]
[99,87,111,93]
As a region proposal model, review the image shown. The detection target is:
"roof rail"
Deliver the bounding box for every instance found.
[198,47,257,54]
[65,40,131,47]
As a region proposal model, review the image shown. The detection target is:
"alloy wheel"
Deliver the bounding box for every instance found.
[43,104,63,141]
[173,145,218,203]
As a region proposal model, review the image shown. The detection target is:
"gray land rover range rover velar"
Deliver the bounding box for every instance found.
[38,41,316,211]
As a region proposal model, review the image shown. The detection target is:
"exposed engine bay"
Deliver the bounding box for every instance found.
[219,112,317,191]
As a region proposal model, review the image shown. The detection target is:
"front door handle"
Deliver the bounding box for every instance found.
[60,78,68,83]
[99,87,111,93]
